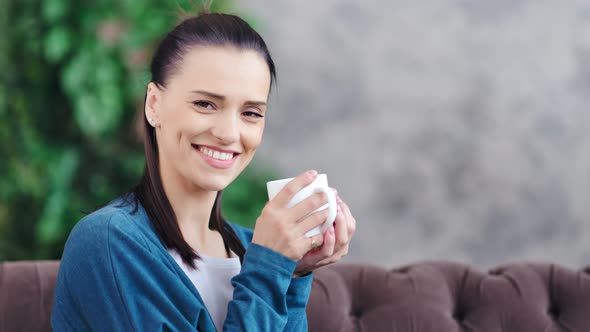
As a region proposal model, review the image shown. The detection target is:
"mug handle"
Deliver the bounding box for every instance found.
[304,186,337,237]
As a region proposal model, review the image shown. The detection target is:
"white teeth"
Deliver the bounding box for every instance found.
[198,146,234,161]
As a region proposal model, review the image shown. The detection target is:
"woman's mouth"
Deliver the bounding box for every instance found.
[192,144,239,169]
[194,145,234,160]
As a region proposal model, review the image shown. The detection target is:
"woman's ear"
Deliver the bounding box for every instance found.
[145,82,161,128]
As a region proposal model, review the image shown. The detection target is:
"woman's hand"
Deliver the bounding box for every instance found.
[293,191,356,277]
[251,170,331,261]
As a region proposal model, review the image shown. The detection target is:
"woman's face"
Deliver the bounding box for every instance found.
[146,46,271,193]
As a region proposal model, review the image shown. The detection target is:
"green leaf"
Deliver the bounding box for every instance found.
[95,56,121,85]
[44,26,72,63]
[62,51,92,97]
[74,93,102,135]
[74,87,123,137]
[42,0,69,23]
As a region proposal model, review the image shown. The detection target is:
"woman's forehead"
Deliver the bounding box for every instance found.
[167,46,271,100]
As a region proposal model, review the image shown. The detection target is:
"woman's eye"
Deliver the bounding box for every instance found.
[243,111,264,119]
[193,101,215,110]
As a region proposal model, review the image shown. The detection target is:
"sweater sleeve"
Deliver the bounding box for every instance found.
[51,213,212,331]
[224,223,314,331]
[284,272,313,331]
[223,243,311,331]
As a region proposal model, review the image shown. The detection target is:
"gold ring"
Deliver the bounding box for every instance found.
[311,238,319,250]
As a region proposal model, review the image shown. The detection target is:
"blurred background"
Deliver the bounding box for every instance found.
[2,0,590,269]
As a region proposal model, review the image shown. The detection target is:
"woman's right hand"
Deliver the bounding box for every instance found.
[251,170,330,261]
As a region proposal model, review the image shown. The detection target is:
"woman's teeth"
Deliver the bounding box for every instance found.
[198,146,234,161]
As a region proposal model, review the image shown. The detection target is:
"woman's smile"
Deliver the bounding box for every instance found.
[193,144,240,169]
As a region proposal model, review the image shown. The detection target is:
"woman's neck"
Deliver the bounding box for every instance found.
[159,164,218,243]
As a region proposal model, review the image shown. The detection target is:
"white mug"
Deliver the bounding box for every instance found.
[266,174,337,237]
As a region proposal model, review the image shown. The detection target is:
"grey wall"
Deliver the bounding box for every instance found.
[236,0,590,268]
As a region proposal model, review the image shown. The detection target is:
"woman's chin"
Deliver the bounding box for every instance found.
[192,175,233,192]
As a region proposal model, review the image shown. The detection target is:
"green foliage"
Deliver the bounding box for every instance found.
[222,164,277,229]
[0,0,271,261]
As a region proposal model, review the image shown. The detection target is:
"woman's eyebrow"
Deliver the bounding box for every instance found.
[190,90,267,106]
[246,100,267,107]
[190,90,225,100]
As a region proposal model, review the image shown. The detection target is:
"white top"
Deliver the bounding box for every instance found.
[168,250,241,331]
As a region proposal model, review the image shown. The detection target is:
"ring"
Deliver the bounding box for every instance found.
[311,238,319,250]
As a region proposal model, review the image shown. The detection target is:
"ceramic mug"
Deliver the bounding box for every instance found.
[266,174,337,237]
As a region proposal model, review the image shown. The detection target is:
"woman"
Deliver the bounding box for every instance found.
[51,12,355,331]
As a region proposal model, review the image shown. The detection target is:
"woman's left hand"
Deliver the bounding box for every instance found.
[293,191,356,277]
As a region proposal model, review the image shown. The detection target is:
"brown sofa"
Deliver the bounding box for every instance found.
[1,261,589,331]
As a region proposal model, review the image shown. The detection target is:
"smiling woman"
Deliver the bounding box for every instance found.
[50,8,356,332]
[148,46,269,196]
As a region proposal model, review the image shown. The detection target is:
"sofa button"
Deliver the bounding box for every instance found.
[547,305,560,319]
[452,309,465,321]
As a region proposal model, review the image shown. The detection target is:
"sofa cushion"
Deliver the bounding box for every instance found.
[307,262,590,332]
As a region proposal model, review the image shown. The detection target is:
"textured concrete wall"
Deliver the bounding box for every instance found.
[236,1,590,268]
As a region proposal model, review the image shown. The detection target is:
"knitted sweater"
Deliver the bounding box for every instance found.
[51,196,312,331]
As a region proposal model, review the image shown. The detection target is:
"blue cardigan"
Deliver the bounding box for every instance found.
[51,197,313,331]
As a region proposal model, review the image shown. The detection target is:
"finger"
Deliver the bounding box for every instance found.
[295,208,329,236]
[294,233,324,263]
[300,228,333,262]
[338,197,356,239]
[318,226,336,257]
[290,191,329,221]
[302,228,348,266]
[333,207,349,251]
[273,170,318,206]
[305,233,324,253]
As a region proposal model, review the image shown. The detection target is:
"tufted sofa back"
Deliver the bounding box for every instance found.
[1,260,589,331]
[307,262,590,331]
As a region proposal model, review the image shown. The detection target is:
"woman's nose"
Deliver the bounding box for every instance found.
[210,112,239,145]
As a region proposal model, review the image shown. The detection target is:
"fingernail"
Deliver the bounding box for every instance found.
[308,170,318,177]
[337,195,343,203]
[337,204,342,213]
[329,227,335,234]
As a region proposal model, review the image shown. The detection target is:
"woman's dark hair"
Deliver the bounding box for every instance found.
[132,12,276,269]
